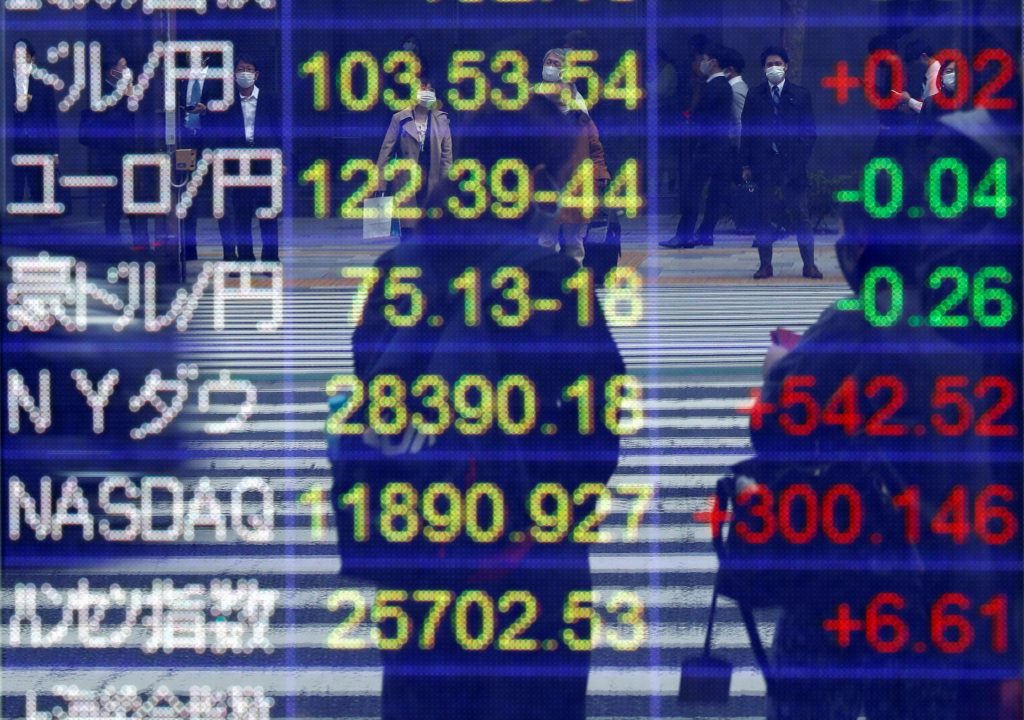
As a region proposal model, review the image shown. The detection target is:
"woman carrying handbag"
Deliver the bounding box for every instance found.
[374,77,453,239]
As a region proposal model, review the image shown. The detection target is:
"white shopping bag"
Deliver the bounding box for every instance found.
[362,195,395,239]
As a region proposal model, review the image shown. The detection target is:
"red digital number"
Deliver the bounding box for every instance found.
[931,593,974,653]
[831,592,1010,655]
[974,485,1017,545]
[891,484,1017,545]
[778,484,818,544]
[974,376,1017,437]
[866,592,909,653]
[892,485,921,544]
[864,376,907,436]
[931,485,971,543]
[931,376,972,435]
[859,48,1016,111]
[822,376,862,435]
[822,484,863,545]
[735,485,775,544]
[973,48,1016,110]
[979,595,1009,653]
[779,375,819,435]
[864,49,905,110]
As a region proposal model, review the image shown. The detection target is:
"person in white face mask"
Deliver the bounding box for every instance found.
[661,44,733,249]
[207,56,281,262]
[919,59,959,121]
[538,48,589,115]
[534,48,611,266]
[374,77,453,238]
[739,46,820,279]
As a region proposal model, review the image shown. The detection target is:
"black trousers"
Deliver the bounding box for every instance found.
[10,163,43,203]
[103,186,149,248]
[178,131,206,261]
[754,156,813,249]
[675,147,732,241]
[218,186,279,262]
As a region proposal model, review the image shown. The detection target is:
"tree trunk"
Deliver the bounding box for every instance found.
[780,0,808,83]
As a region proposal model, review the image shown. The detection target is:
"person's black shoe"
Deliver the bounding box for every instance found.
[696,236,714,246]
[753,245,773,279]
[802,264,823,279]
[659,235,691,249]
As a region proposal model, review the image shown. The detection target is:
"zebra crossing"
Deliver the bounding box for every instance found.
[4,270,851,719]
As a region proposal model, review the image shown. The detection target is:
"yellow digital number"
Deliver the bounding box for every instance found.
[453,374,494,435]
[561,158,599,220]
[447,159,488,219]
[422,482,463,543]
[382,50,422,111]
[496,590,540,651]
[490,266,532,327]
[326,589,369,649]
[383,265,426,327]
[448,50,489,111]
[368,374,408,435]
[605,591,646,651]
[325,373,365,435]
[338,51,379,111]
[380,482,419,542]
[489,50,530,111]
[411,374,452,435]
[602,158,644,218]
[413,589,453,649]
[603,266,643,326]
[372,590,411,650]
[562,590,600,651]
[340,266,381,326]
[604,374,644,435]
[338,158,381,219]
[603,51,644,110]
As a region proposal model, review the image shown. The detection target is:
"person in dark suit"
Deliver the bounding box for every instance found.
[662,44,734,248]
[78,52,150,251]
[8,40,58,204]
[177,52,217,262]
[740,46,821,279]
[207,56,280,262]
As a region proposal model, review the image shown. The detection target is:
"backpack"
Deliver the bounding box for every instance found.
[326,241,624,586]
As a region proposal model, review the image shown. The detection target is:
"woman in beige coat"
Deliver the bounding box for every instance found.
[375,79,453,233]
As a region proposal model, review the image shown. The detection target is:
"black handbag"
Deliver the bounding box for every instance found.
[712,454,918,610]
[712,457,829,609]
[583,208,622,280]
[678,581,775,706]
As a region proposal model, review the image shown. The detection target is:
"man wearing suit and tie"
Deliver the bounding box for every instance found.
[9,40,58,204]
[661,44,734,249]
[208,56,280,262]
[178,53,216,261]
[741,46,822,279]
